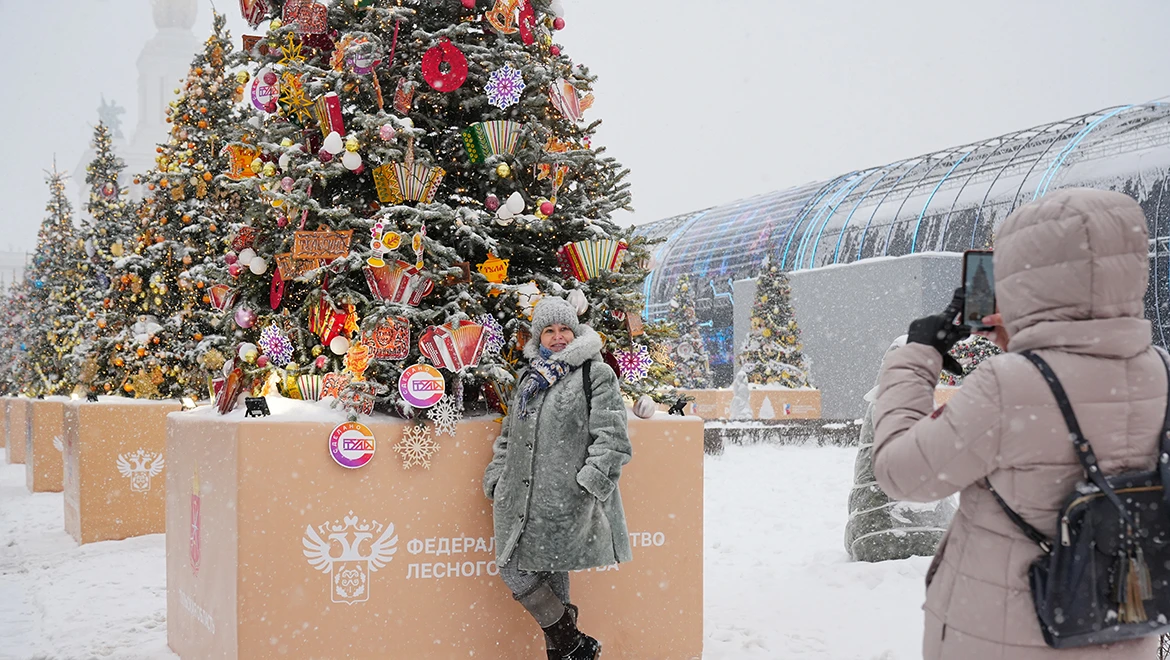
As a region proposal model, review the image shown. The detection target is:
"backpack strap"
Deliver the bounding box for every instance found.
[984,477,1052,554]
[582,359,592,420]
[1154,348,1170,501]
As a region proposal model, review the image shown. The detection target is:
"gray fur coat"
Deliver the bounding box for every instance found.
[482,325,633,571]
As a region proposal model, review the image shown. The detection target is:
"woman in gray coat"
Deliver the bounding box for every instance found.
[483,297,633,660]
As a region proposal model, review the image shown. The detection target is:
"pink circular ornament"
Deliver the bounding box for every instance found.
[485,194,500,212]
[318,147,333,163]
[462,0,476,7]
[550,45,561,56]
[228,262,243,277]
[256,355,270,368]
[379,124,396,141]
[276,215,289,228]
[315,355,328,369]
[421,38,469,92]
[352,164,365,175]
[540,201,555,216]
[263,71,277,85]
[281,176,294,191]
[234,307,257,329]
[553,17,565,30]
[225,252,239,265]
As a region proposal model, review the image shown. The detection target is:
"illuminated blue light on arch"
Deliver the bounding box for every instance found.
[1033,105,1133,200]
[909,149,974,253]
[778,175,853,270]
[855,161,925,262]
[832,163,900,264]
[805,169,880,269]
[794,173,864,269]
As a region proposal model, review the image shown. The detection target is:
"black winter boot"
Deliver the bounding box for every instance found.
[546,605,579,659]
[542,608,601,660]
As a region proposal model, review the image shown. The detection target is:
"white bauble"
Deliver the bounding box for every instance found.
[341,150,362,171]
[237,343,257,360]
[249,257,268,275]
[323,131,344,155]
[566,288,588,315]
[237,247,257,264]
[632,394,656,419]
[506,191,525,214]
[329,335,350,355]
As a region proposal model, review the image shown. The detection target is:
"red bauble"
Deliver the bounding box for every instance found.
[228,262,243,277]
[461,0,476,7]
[553,17,566,30]
[421,38,468,92]
[256,355,270,368]
[540,201,555,216]
[550,45,561,56]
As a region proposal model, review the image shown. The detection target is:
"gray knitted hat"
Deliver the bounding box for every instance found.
[530,297,581,336]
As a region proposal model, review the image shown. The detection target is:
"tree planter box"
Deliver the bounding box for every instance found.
[748,388,821,419]
[6,398,28,465]
[63,398,181,544]
[669,388,733,420]
[0,396,7,450]
[165,401,704,660]
[26,397,65,493]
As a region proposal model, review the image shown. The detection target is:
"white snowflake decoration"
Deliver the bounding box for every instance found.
[427,396,462,437]
[614,343,653,383]
[485,64,525,109]
[477,313,505,355]
[394,423,440,469]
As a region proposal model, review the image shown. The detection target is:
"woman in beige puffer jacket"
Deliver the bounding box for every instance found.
[873,188,1163,659]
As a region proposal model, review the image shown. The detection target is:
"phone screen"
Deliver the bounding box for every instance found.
[963,251,995,328]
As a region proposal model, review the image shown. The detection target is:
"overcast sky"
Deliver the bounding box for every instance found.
[1,0,1168,253]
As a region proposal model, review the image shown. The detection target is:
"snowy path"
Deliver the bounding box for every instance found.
[0,445,928,659]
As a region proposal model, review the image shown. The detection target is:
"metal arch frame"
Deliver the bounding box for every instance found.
[685,201,756,283]
[937,131,1034,249]
[832,162,903,264]
[880,154,957,257]
[804,168,882,269]
[1002,114,1110,229]
[1034,105,1133,200]
[642,210,711,319]
[855,160,926,262]
[793,176,860,269]
[778,174,855,270]
[1144,164,1168,348]
[710,207,763,282]
[909,148,976,253]
[968,117,1091,250]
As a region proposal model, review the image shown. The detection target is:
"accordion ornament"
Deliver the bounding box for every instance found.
[418,320,487,373]
[556,240,628,282]
[308,299,352,346]
[548,78,595,123]
[295,374,324,401]
[208,285,238,312]
[461,120,522,164]
[363,260,434,306]
[373,162,446,205]
[313,92,345,138]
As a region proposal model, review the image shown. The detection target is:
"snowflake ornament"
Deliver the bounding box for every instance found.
[614,343,653,383]
[477,313,505,355]
[394,423,440,469]
[258,326,294,367]
[485,64,525,109]
[428,395,462,437]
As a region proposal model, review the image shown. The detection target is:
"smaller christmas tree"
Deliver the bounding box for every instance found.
[666,275,712,389]
[25,165,84,396]
[0,280,33,395]
[740,259,811,388]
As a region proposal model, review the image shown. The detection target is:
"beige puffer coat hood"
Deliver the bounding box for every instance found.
[873,188,1164,659]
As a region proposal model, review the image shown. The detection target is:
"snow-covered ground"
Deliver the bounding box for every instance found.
[0,444,927,659]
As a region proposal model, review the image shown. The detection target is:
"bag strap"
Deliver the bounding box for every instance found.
[1020,351,1139,532]
[1154,348,1170,500]
[984,477,1052,554]
[582,359,592,420]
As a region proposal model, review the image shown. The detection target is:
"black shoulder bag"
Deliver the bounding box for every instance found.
[986,350,1170,648]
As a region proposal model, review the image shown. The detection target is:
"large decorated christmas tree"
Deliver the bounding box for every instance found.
[0,280,33,395]
[24,166,84,396]
[79,14,240,399]
[740,259,811,388]
[665,275,712,389]
[70,122,139,395]
[210,0,666,419]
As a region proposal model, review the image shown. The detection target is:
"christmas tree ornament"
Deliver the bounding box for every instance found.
[549,0,566,17]
[235,306,258,328]
[321,372,349,399]
[549,45,561,56]
[314,92,345,137]
[485,64,525,109]
[421,38,469,92]
[614,344,652,383]
[553,17,566,30]
[330,335,351,355]
[495,162,512,178]
[461,120,522,164]
[270,266,286,309]
[418,320,487,372]
[292,229,353,260]
[361,316,410,360]
[342,150,363,171]
[476,313,505,354]
[363,260,434,305]
[262,162,277,178]
[256,355,271,368]
[486,0,520,34]
[282,0,327,34]
[537,199,554,218]
[345,135,360,152]
[238,342,259,361]
[556,239,628,281]
[236,70,251,85]
[372,162,446,204]
[278,72,314,124]
[394,79,416,114]
[318,147,334,163]
[322,131,345,155]
[258,326,294,367]
[394,423,439,469]
[238,247,258,264]
[462,0,477,6]
[566,288,588,315]
[398,363,445,409]
[223,144,262,180]
[309,299,351,345]
[379,124,397,141]
[515,281,543,319]
[476,253,510,285]
[281,176,295,191]
[632,394,656,419]
[344,341,372,380]
[428,395,461,437]
[505,191,526,214]
[412,226,426,269]
[209,284,238,311]
[485,194,500,211]
[548,78,594,123]
[296,374,323,401]
[250,68,280,113]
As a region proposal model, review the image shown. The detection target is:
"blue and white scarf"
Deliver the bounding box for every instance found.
[516,346,574,418]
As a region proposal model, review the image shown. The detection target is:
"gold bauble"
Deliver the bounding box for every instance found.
[496,163,511,178]
[236,71,250,85]
[311,345,323,357]
[270,18,282,29]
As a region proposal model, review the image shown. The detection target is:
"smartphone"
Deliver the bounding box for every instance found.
[961,250,995,330]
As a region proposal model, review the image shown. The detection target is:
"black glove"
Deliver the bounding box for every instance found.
[907,287,970,375]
